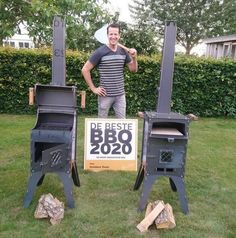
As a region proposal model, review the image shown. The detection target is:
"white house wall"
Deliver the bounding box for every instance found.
[3,23,34,49]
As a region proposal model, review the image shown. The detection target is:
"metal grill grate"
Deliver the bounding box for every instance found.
[160,150,173,163]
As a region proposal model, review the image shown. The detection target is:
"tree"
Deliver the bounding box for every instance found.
[129,0,236,54]
[1,0,160,54]
[0,0,114,51]
[26,0,114,51]
[0,0,32,44]
[118,21,160,55]
[116,0,160,55]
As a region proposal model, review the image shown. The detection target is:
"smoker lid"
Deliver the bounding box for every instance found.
[35,84,77,109]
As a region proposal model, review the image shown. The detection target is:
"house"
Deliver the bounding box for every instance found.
[3,23,34,49]
[204,34,236,60]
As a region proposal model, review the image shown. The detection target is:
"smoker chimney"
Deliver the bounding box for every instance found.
[156,21,177,113]
[52,16,66,86]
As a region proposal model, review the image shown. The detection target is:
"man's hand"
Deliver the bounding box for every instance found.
[127,48,138,72]
[91,86,107,96]
[128,48,137,59]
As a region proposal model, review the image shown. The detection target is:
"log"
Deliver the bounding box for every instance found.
[155,203,176,229]
[136,201,165,232]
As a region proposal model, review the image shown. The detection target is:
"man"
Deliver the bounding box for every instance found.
[82,23,138,118]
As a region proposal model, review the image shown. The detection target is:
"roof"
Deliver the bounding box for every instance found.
[203,34,236,44]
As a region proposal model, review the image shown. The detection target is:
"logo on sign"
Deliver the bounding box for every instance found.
[84,119,137,171]
[90,122,133,156]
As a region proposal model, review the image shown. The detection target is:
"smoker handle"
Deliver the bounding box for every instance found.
[29,87,34,105]
[80,91,86,109]
[168,138,175,143]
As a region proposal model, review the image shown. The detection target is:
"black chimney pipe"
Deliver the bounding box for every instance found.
[156,21,177,113]
[52,16,66,86]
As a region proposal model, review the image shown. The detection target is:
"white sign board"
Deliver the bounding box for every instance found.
[84,118,138,171]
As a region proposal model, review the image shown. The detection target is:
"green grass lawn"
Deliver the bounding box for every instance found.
[0,114,235,238]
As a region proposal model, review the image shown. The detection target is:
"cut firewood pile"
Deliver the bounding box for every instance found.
[137,200,176,232]
[34,193,64,225]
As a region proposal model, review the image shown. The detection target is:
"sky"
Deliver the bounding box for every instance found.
[108,0,133,23]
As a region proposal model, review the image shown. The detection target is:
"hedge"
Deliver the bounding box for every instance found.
[0,47,236,117]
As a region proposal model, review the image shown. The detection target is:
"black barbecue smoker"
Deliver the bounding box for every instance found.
[23,16,80,208]
[134,21,190,214]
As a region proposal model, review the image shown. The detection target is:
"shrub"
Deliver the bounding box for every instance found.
[0,47,235,116]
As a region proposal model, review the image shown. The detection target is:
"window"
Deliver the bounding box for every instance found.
[223,44,229,57]
[231,44,236,60]
[10,42,15,47]
[19,42,24,48]
[24,42,29,48]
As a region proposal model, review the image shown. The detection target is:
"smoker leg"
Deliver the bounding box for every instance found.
[170,176,189,214]
[57,172,75,208]
[138,175,158,211]
[169,177,177,192]
[23,171,44,208]
[133,164,144,190]
[37,174,45,186]
[72,162,80,187]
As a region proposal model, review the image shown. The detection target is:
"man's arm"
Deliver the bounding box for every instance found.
[81,61,107,96]
[127,48,138,72]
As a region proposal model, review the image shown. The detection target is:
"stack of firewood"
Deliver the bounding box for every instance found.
[137,200,176,232]
[34,193,64,225]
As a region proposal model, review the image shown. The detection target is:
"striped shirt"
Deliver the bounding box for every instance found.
[89,45,131,96]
